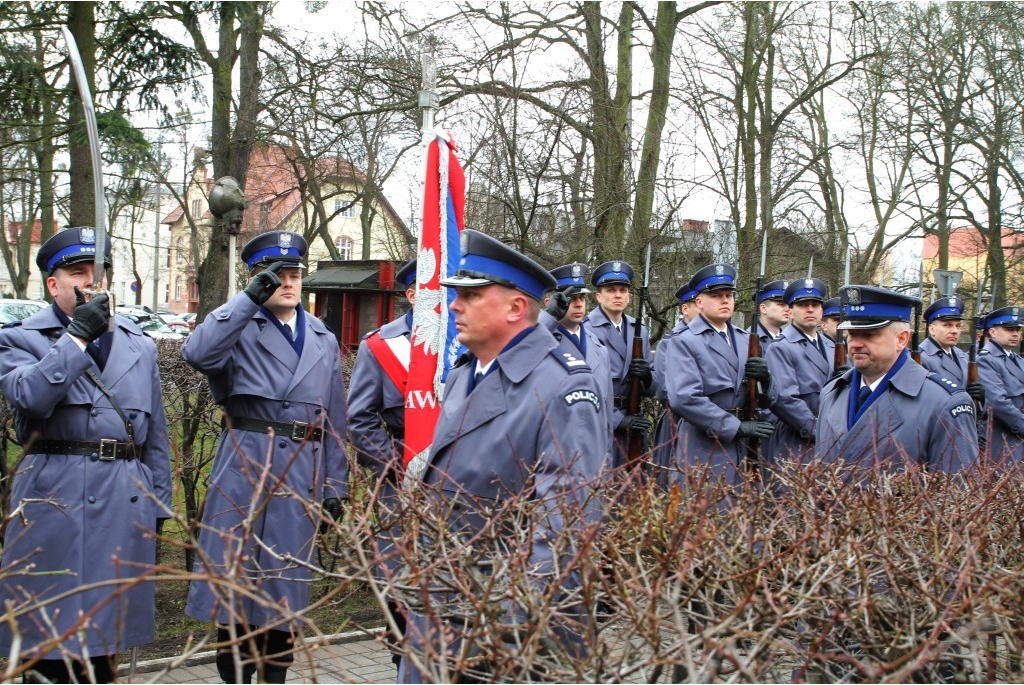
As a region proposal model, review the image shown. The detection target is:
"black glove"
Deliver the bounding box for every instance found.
[737,420,775,440]
[978,433,987,452]
[628,358,653,391]
[544,290,571,321]
[967,382,985,403]
[618,414,652,435]
[744,357,771,384]
[319,497,344,535]
[243,261,285,305]
[829,364,852,384]
[66,287,110,343]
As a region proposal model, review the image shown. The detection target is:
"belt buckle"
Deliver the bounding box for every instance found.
[99,439,118,461]
[290,421,309,441]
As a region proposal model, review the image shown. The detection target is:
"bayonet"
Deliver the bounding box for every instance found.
[844,243,851,285]
[807,254,814,278]
[625,240,653,470]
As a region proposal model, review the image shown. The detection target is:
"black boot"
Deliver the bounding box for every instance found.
[216,625,257,683]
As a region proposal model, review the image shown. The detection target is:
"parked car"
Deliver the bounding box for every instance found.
[0,299,47,324]
[159,313,191,335]
[115,308,186,341]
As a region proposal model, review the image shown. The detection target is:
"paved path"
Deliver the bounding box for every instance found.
[120,630,396,684]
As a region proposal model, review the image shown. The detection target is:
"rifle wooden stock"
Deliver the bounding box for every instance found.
[625,333,645,469]
[743,318,761,475]
[969,316,982,415]
[833,332,847,371]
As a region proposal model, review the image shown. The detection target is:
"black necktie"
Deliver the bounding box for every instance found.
[718,330,729,343]
[857,384,872,411]
[569,331,580,348]
[815,337,827,361]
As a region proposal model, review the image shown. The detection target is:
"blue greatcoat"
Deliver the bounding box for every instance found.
[663,315,779,486]
[765,325,835,463]
[400,325,607,683]
[540,310,615,441]
[918,337,969,383]
[0,305,172,658]
[347,311,411,576]
[650,320,688,486]
[584,305,655,466]
[815,353,978,475]
[183,293,349,627]
[977,340,1024,463]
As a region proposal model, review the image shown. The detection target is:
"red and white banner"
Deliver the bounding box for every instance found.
[404,132,465,475]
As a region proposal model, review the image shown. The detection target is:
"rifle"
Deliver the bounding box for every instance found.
[625,241,652,470]
[743,231,768,475]
[969,278,985,416]
[834,244,851,372]
[911,263,923,364]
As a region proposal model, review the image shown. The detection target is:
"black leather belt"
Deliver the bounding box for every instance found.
[720,407,743,417]
[29,439,136,461]
[228,416,323,442]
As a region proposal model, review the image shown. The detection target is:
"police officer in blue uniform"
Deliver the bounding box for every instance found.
[347,259,417,671]
[765,278,834,464]
[584,260,655,467]
[650,285,698,486]
[0,228,172,683]
[753,279,791,349]
[977,306,1024,463]
[821,296,842,343]
[815,286,978,475]
[400,230,607,683]
[661,264,778,487]
[183,231,349,683]
[917,297,985,404]
[542,262,615,438]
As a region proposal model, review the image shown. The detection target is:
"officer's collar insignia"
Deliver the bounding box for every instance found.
[847,289,861,305]
[571,263,582,278]
[80,227,95,245]
[715,264,724,275]
[805,279,813,288]
[612,261,622,272]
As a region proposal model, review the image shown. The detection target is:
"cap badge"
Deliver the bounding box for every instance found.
[805,279,813,288]
[80,227,95,245]
[715,264,724,275]
[612,261,622,272]
[1014,307,1020,317]
[847,289,861,306]
[571,263,582,278]
[460,231,469,253]
[782,281,789,288]
[278,232,292,254]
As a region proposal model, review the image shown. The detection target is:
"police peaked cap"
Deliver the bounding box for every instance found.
[37,227,112,275]
[591,261,635,287]
[924,296,964,324]
[784,278,828,305]
[838,285,921,330]
[822,297,841,319]
[674,285,697,303]
[549,262,592,294]
[756,279,790,303]
[241,231,308,269]
[688,263,737,294]
[440,229,556,301]
[396,260,417,289]
[985,306,1023,329]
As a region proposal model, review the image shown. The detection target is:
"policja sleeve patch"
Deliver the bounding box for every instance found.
[950,403,974,418]
[564,389,600,411]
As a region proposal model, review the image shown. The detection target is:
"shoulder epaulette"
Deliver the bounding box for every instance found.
[551,348,591,374]
[926,373,963,395]
[979,349,991,356]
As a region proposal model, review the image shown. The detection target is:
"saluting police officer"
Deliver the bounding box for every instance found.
[917,297,986,406]
[661,264,778,487]
[0,228,172,683]
[977,306,1024,463]
[815,286,978,475]
[765,278,834,464]
[542,262,615,439]
[183,231,349,684]
[584,261,655,467]
[752,279,792,349]
[400,230,607,683]
[347,259,417,672]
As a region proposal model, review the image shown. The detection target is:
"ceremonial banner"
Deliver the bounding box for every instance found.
[404,132,465,475]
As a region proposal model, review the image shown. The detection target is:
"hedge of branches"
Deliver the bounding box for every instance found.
[0,343,1021,683]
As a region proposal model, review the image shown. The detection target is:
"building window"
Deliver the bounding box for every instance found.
[334,199,356,218]
[175,276,183,301]
[176,237,186,265]
[336,236,354,260]
[191,199,202,218]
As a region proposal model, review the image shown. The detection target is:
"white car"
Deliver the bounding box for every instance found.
[0,299,47,325]
[115,308,186,341]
